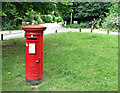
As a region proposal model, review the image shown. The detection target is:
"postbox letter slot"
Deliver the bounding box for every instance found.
[27,38,37,40]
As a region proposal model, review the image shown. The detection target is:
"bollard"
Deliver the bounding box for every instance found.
[107,30,109,34]
[91,29,92,33]
[55,30,57,33]
[9,31,11,34]
[79,29,81,32]
[1,34,3,41]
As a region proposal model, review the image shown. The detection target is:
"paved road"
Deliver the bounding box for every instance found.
[1,33,25,40]
[0,22,119,40]
[41,22,119,35]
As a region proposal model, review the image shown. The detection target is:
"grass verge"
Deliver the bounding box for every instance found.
[62,23,119,32]
[2,32,118,91]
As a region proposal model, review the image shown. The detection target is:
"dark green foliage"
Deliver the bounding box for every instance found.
[50,11,63,22]
[102,2,119,31]
[2,2,23,30]
[34,14,43,24]
[2,2,118,31]
[65,22,89,28]
[56,2,73,15]
[30,2,56,14]
[45,15,54,23]
[55,17,63,22]
[2,2,56,30]
[58,17,63,22]
[34,21,39,25]
[79,22,90,28]
[55,2,73,22]
[62,2,111,23]
[24,10,43,24]
[24,9,36,24]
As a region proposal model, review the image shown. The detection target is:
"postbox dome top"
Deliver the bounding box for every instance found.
[22,25,46,32]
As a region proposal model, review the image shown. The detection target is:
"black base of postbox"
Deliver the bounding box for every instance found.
[26,78,43,85]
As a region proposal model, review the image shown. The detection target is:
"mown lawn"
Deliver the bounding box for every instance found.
[2,32,118,91]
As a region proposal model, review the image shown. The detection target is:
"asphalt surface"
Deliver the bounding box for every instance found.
[0,22,119,40]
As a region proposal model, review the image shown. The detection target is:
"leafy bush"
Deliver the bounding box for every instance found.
[50,11,63,22]
[102,3,119,31]
[34,14,43,24]
[52,15,56,22]
[65,22,89,28]
[24,10,44,25]
[2,17,22,30]
[79,22,89,28]
[2,3,23,30]
[2,22,13,30]
[25,10,36,24]
[55,17,63,22]
[45,15,54,23]
[34,21,39,25]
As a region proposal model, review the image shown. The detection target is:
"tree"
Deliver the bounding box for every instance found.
[56,2,73,22]
[61,2,111,23]
[2,2,23,30]
[2,2,56,30]
[102,2,119,31]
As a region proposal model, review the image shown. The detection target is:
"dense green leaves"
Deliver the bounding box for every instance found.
[62,2,111,22]
[2,2,118,31]
[2,2,56,30]
[102,2,119,31]
[2,2,23,30]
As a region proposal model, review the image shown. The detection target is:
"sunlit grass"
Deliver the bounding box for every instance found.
[2,32,118,91]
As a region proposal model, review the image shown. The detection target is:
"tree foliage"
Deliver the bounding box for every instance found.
[2,2,23,30]
[102,2,119,31]
[62,2,111,23]
[2,2,56,30]
[2,2,118,31]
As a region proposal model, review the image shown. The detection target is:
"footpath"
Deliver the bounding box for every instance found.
[0,22,119,40]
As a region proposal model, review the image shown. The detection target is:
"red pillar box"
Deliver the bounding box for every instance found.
[22,25,46,85]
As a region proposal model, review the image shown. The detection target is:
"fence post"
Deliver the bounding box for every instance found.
[1,34,3,41]
[55,30,57,33]
[79,29,81,32]
[107,30,109,34]
[91,29,92,33]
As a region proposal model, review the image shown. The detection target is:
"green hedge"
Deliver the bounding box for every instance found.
[65,22,89,28]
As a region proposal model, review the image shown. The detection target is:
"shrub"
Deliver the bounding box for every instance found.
[55,17,58,22]
[66,24,80,28]
[2,19,22,30]
[79,22,89,28]
[34,21,39,25]
[25,10,36,24]
[45,15,54,23]
[34,14,43,24]
[55,17,63,22]
[52,15,56,22]
[102,3,119,31]
[65,22,90,28]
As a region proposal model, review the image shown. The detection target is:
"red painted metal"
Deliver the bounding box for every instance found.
[22,25,46,84]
